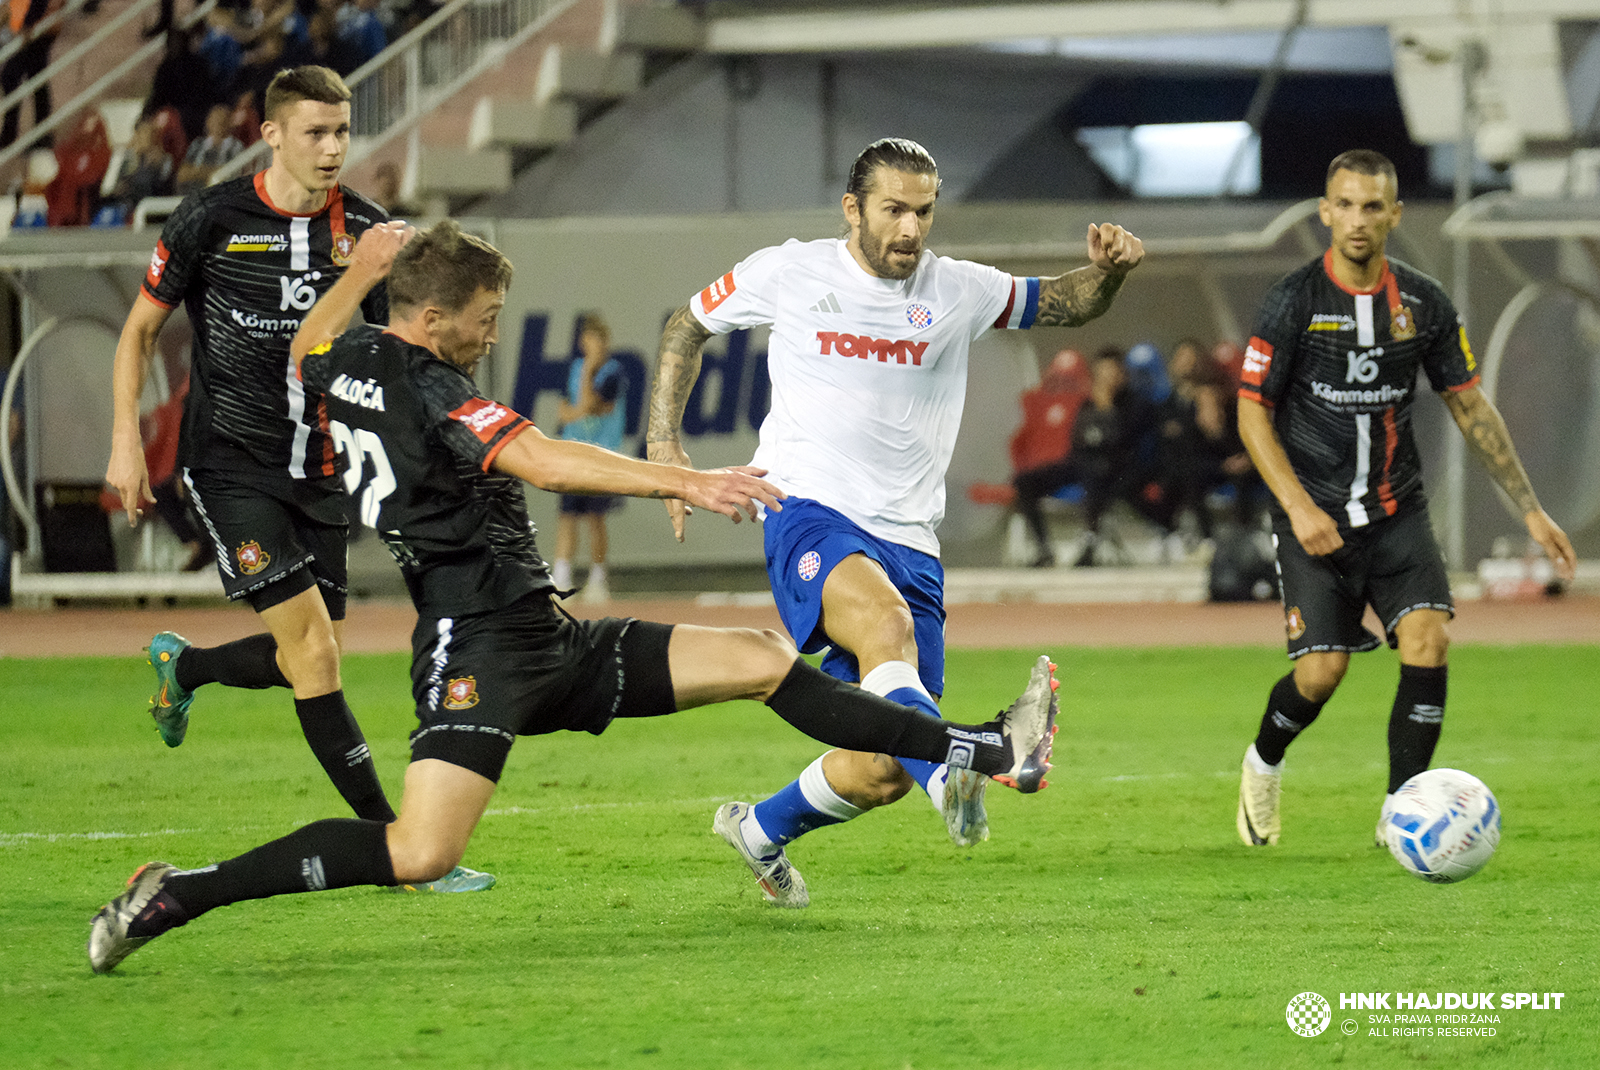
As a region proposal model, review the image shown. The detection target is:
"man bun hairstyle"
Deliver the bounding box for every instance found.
[846,137,941,202]
[389,220,514,315]
[1326,149,1398,196]
[265,65,352,123]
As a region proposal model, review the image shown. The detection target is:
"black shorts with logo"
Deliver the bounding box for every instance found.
[407,595,677,782]
[183,467,350,618]
[1273,506,1454,659]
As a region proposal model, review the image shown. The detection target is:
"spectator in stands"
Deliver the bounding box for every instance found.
[1012,346,1164,568]
[110,116,176,216]
[366,158,415,215]
[229,88,261,145]
[44,109,110,226]
[148,25,221,143]
[198,8,246,96]
[175,104,244,193]
[1,0,60,150]
[335,0,386,70]
[1149,337,1258,544]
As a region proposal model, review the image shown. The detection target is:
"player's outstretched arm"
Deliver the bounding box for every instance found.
[1238,396,1343,556]
[645,304,716,541]
[1033,223,1145,327]
[493,423,784,523]
[106,295,174,526]
[1442,385,1576,580]
[290,222,414,367]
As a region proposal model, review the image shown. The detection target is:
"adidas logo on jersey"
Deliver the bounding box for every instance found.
[329,373,387,412]
[809,293,843,313]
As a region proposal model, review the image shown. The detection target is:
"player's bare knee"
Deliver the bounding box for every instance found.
[387,834,462,884]
[741,628,801,698]
[1396,616,1449,666]
[1293,654,1347,703]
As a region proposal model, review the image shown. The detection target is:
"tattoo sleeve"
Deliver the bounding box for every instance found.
[1445,387,1542,516]
[646,304,714,445]
[1033,265,1127,327]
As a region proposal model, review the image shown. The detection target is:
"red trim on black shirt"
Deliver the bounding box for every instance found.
[253,171,345,219]
[1320,248,1390,297]
[1376,407,1399,517]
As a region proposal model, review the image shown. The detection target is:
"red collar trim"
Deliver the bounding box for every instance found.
[253,171,342,218]
[1321,248,1391,297]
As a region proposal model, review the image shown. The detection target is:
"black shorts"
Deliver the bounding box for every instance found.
[183,467,349,618]
[559,493,618,516]
[1273,506,1454,659]
[407,596,677,782]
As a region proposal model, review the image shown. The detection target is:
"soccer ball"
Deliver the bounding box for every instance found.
[1382,768,1501,883]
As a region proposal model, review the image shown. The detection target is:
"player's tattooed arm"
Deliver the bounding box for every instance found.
[645,304,713,458]
[1034,266,1130,327]
[1443,384,1577,579]
[1033,223,1145,327]
[646,304,716,540]
[1442,385,1540,515]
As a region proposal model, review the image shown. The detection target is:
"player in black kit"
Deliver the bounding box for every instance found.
[105,67,490,892]
[86,220,1059,973]
[1233,150,1576,848]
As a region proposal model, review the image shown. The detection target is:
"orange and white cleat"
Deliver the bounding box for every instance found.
[992,655,1058,794]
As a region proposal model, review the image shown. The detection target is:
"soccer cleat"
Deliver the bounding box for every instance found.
[88,861,177,974]
[991,654,1059,793]
[713,801,809,908]
[1375,794,1397,848]
[387,865,497,893]
[940,766,990,847]
[1237,746,1282,846]
[145,631,194,747]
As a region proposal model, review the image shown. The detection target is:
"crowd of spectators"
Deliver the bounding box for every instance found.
[1006,338,1264,568]
[8,0,434,228]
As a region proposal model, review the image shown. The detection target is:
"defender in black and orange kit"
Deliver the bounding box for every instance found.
[86,220,1058,974]
[104,66,490,892]
[1232,150,1576,849]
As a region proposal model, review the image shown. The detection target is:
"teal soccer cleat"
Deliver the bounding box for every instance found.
[145,632,194,748]
[387,865,497,893]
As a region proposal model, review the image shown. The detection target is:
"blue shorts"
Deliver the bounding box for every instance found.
[763,497,946,696]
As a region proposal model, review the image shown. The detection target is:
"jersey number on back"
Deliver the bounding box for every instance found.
[330,419,397,529]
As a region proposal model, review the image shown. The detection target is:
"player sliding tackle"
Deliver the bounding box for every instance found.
[88,220,1059,974]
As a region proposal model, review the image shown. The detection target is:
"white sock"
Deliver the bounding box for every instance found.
[798,754,865,821]
[1245,743,1283,775]
[588,563,608,586]
[551,558,572,590]
[859,661,943,800]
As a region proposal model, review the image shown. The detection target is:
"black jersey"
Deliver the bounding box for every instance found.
[142,173,390,484]
[301,324,556,616]
[1240,251,1479,530]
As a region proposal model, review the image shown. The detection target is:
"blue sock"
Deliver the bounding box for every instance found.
[748,756,864,850]
[861,662,943,793]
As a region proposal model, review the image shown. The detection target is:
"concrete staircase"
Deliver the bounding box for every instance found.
[342,0,703,214]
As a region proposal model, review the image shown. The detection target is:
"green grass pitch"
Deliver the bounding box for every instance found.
[1,643,1595,1069]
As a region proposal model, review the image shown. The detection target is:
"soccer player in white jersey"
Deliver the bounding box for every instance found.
[646,138,1143,906]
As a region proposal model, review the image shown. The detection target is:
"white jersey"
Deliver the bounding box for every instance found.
[690,238,1039,556]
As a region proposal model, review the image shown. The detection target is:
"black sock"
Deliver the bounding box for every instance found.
[1253,671,1326,766]
[1388,664,1447,793]
[134,819,396,936]
[174,633,290,692]
[295,692,397,822]
[765,662,1011,774]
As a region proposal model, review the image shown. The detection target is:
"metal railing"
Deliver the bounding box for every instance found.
[213,0,584,184]
[0,0,218,174]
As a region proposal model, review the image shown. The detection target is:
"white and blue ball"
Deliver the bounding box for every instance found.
[1382,768,1501,883]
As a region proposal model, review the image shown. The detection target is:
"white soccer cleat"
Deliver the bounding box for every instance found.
[713,801,809,908]
[1375,793,1397,848]
[992,654,1059,794]
[940,766,990,847]
[1237,746,1282,846]
[89,861,177,974]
